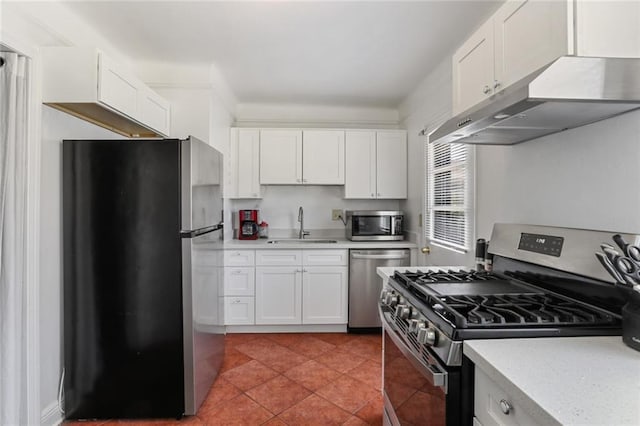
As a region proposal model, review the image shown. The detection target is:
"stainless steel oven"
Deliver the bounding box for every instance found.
[380,304,473,426]
[346,210,404,241]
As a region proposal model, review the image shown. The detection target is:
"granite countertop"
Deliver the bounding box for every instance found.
[464,336,640,425]
[222,239,417,250]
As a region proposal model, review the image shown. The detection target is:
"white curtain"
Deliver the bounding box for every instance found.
[0,52,30,425]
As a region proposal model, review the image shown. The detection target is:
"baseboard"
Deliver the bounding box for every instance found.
[41,400,62,426]
[225,324,347,333]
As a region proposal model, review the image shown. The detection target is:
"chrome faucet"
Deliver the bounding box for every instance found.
[298,206,310,239]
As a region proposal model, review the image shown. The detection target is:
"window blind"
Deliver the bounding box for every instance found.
[425,142,474,252]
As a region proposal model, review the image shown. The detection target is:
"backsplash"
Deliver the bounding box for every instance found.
[229,185,401,233]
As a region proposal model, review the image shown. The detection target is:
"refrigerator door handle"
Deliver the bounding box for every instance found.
[180,223,223,238]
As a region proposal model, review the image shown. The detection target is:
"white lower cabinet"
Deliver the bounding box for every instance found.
[474,367,540,426]
[250,249,348,326]
[302,266,348,324]
[223,250,256,325]
[255,266,302,324]
[224,297,255,325]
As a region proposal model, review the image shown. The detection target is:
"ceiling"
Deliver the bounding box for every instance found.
[62,1,503,108]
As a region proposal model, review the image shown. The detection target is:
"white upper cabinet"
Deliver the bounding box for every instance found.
[376,131,408,199]
[452,0,640,115]
[344,130,407,199]
[228,129,261,198]
[344,130,377,198]
[259,129,345,185]
[302,130,345,184]
[453,19,496,115]
[42,47,170,137]
[493,0,570,92]
[259,129,303,184]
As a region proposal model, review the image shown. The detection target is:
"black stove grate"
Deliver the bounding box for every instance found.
[391,269,619,330]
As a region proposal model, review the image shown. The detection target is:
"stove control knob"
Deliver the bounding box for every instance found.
[399,306,412,319]
[380,290,389,302]
[388,295,400,307]
[395,305,407,317]
[409,319,425,332]
[417,327,438,346]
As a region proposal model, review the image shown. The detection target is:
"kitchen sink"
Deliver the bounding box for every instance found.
[267,239,338,244]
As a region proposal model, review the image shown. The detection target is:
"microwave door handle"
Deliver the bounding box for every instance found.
[351,253,410,260]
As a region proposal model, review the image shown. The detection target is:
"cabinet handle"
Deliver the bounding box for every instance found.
[377,193,381,197]
[302,179,307,183]
[483,85,491,94]
[303,268,308,272]
[499,399,512,415]
[233,299,241,304]
[371,193,375,197]
[493,80,501,90]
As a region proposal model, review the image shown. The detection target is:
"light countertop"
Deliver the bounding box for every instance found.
[222,239,417,250]
[464,337,640,426]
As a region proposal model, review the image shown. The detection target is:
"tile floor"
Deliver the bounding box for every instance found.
[66,332,384,426]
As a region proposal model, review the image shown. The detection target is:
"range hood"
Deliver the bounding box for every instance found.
[430,56,640,145]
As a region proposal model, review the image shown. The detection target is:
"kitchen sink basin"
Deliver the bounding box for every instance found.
[267,239,338,244]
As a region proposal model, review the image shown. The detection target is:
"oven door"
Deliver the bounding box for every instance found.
[381,307,465,426]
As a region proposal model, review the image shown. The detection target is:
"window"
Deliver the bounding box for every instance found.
[425,141,474,252]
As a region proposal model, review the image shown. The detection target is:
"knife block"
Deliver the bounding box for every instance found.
[622,292,640,352]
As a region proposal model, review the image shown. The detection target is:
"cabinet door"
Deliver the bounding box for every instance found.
[223,267,255,296]
[302,266,348,324]
[376,131,407,199]
[302,130,345,184]
[344,131,376,199]
[255,267,302,324]
[494,0,570,91]
[230,129,261,198]
[97,53,140,119]
[224,297,255,325]
[260,130,302,184]
[138,86,170,136]
[452,19,495,115]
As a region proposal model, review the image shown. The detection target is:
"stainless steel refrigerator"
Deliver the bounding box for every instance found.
[63,137,224,419]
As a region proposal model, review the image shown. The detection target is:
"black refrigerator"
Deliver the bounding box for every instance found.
[63,137,225,419]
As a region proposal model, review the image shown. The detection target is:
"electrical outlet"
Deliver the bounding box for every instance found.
[332,209,343,221]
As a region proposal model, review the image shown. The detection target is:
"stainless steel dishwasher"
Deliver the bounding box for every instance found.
[349,249,411,330]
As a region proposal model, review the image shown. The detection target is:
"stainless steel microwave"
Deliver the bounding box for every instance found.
[345,210,404,241]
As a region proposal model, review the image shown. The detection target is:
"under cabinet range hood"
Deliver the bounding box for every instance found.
[430,56,640,145]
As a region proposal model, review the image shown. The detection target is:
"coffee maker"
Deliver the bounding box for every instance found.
[238,209,259,240]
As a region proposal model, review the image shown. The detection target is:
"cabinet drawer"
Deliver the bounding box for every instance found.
[224,296,255,325]
[256,250,302,266]
[302,250,348,266]
[474,368,540,426]
[223,267,255,296]
[224,250,255,266]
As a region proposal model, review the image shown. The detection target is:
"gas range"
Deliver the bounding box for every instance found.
[380,224,636,426]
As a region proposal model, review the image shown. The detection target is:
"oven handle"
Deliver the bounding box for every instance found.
[380,307,448,393]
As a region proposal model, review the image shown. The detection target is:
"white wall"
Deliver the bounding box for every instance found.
[40,106,124,422]
[476,109,640,237]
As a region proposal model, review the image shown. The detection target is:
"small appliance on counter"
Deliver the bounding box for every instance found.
[345,210,404,241]
[238,209,259,240]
